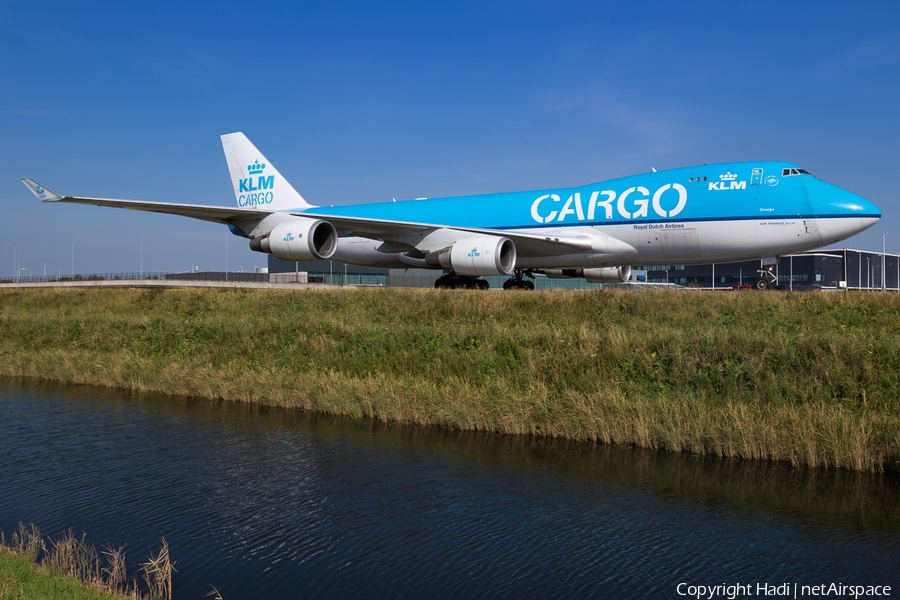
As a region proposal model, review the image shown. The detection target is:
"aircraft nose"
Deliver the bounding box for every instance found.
[859,195,882,230]
[809,180,880,244]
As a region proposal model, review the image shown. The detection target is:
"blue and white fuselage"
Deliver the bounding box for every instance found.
[301,162,879,270]
[23,132,880,287]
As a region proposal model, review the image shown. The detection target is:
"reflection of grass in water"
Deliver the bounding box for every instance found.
[0,522,174,599]
[277,412,900,532]
[1,287,899,472]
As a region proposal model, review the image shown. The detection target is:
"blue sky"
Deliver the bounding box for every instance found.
[3,1,899,276]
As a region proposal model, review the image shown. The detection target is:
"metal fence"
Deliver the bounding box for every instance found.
[0,270,671,291]
[308,273,389,286]
[165,272,271,283]
[0,269,860,292]
[0,272,171,284]
[0,272,279,284]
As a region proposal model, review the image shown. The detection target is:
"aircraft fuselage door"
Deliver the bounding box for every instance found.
[662,228,702,259]
[637,227,667,260]
[638,227,702,260]
[804,219,822,242]
[750,168,763,186]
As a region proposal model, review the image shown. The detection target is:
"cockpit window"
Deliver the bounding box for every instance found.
[782,168,812,176]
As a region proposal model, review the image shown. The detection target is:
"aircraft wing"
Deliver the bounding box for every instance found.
[295,210,600,255]
[23,178,622,256]
[22,178,259,225]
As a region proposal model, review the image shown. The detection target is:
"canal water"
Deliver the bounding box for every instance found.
[1,377,898,599]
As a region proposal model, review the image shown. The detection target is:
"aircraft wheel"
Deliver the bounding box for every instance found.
[434,275,453,289]
[503,279,534,291]
[754,277,770,291]
[476,279,489,290]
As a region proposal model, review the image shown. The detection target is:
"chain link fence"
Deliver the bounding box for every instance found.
[2,270,674,291]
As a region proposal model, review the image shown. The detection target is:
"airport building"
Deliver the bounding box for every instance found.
[268,248,899,291]
[640,249,897,290]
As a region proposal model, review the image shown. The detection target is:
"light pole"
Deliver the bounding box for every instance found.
[140,236,144,278]
[867,257,871,290]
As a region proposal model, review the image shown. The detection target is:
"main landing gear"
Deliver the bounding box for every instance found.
[433,269,537,290]
[434,272,490,290]
[502,269,535,291]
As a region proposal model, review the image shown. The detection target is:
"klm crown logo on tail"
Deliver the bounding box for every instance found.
[221,132,313,211]
[238,160,275,207]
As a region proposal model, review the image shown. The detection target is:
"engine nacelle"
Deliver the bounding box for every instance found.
[330,237,427,269]
[544,269,583,279]
[543,267,631,283]
[264,219,338,261]
[425,236,517,276]
[584,266,631,283]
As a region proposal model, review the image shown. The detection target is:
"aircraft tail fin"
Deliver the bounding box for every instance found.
[220,132,314,210]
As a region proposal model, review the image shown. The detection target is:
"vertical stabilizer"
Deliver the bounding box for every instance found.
[221,132,314,210]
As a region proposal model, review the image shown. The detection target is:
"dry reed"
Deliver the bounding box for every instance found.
[3,522,178,600]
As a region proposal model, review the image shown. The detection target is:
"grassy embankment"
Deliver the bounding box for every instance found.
[1,287,898,472]
[0,523,174,600]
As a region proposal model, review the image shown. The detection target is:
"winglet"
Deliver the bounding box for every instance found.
[22,178,63,202]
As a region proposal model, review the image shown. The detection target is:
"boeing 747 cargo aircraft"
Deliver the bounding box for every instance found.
[23,132,880,290]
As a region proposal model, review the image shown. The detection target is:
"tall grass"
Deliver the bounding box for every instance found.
[1,287,898,472]
[1,522,174,599]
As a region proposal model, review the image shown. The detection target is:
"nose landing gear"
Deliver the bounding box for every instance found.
[753,267,778,290]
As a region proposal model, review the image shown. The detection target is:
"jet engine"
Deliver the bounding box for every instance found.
[253,219,338,261]
[425,236,517,276]
[584,266,632,283]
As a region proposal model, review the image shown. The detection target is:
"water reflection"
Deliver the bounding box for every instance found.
[1,377,898,599]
